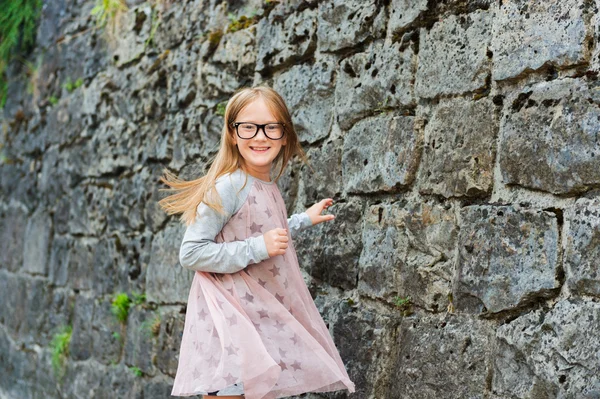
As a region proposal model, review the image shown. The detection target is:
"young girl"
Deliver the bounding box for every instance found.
[159,86,355,399]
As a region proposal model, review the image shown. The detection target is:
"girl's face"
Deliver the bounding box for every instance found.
[232,97,287,179]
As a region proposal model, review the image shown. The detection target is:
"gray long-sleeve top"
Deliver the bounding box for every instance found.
[179,169,313,274]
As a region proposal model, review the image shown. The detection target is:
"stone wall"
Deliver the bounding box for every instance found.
[1,0,600,398]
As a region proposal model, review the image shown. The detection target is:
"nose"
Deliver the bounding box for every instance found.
[255,126,268,140]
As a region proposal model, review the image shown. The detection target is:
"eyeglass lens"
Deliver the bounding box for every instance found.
[237,123,284,139]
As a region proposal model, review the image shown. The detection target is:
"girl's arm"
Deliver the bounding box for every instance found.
[179,173,270,274]
[287,213,313,239]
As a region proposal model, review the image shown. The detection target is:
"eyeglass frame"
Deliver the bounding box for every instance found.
[230,121,286,140]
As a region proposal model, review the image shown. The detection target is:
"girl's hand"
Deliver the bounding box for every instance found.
[264,227,289,257]
[305,198,335,226]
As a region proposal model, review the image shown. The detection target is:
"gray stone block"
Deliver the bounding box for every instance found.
[146,222,193,304]
[0,206,27,273]
[388,0,428,35]
[494,298,600,396]
[417,97,498,198]
[256,7,317,72]
[454,205,561,314]
[317,0,386,52]
[415,10,492,98]
[273,57,336,144]
[491,0,588,81]
[342,113,422,194]
[388,313,493,398]
[295,200,362,291]
[499,78,600,195]
[359,200,457,312]
[22,207,52,275]
[564,198,600,297]
[336,40,415,131]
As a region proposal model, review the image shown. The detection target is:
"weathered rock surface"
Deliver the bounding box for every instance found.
[499,78,600,195]
[418,97,499,198]
[3,0,600,397]
[454,205,561,314]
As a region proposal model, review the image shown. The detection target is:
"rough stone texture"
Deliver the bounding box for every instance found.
[336,39,415,131]
[317,0,387,52]
[342,113,422,194]
[494,298,600,397]
[2,0,600,397]
[417,97,499,198]
[387,0,428,35]
[273,56,336,144]
[388,313,493,398]
[455,206,561,314]
[564,198,600,297]
[491,0,588,81]
[415,10,492,99]
[499,78,600,195]
[255,6,317,73]
[359,200,457,312]
[146,222,193,304]
[295,200,363,291]
[298,137,343,205]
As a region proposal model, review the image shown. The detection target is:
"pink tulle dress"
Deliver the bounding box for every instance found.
[171,178,356,398]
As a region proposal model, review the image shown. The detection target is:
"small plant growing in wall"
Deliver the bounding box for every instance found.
[393,295,414,316]
[0,0,43,108]
[215,100,227,116]
[140,312,161,339]
[226,9,260,34]
[111,292,132,324]
[91,0,128,43]
[62,77,84,93]
[129,365,143,377]
[50,324,72,381]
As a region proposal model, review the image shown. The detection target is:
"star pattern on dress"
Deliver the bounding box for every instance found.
[189,324,194,333]
[283,278,289,289]
[278,348,287,359]
[207,355,219,368]
[250,221,263,234]
[243,292,254,303]
[274,320,285,332]
[291,360,302,371]
[215,297,224,308]
[278,360,287,371]
[265,208,273,218]
[212,328,219,338]
[227,286,235,295]
[193,367,201,380]
[237,211,245,220]
[269,265,280,277]
[224,372,237,385]
[252,320,262,332]
[226,314,237,326]
[275,292,285,304]
[290,333,299,345]
[258,308,269,318]
[258,278,267,288]
[255,184,264,192]
[197,308,208,321]
[225,343,239,356]
[248,195,258,205]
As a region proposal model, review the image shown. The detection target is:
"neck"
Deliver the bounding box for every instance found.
[241,164,271,182]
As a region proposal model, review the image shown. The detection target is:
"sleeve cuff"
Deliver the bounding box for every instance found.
[299,212,313,229]
[250,234,270,262]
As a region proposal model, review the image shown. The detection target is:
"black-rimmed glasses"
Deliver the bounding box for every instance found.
[231,122,286,140]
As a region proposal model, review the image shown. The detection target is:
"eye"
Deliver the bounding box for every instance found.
[240,123,255,130]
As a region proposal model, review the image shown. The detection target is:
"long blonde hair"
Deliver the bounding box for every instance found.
[158,85,312,226]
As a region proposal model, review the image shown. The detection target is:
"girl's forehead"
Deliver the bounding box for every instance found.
[237,98,278,120]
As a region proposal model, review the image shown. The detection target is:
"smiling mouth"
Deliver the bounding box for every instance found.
[250,147,270,152]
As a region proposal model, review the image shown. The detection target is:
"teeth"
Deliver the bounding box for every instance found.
[251,147,269,150]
